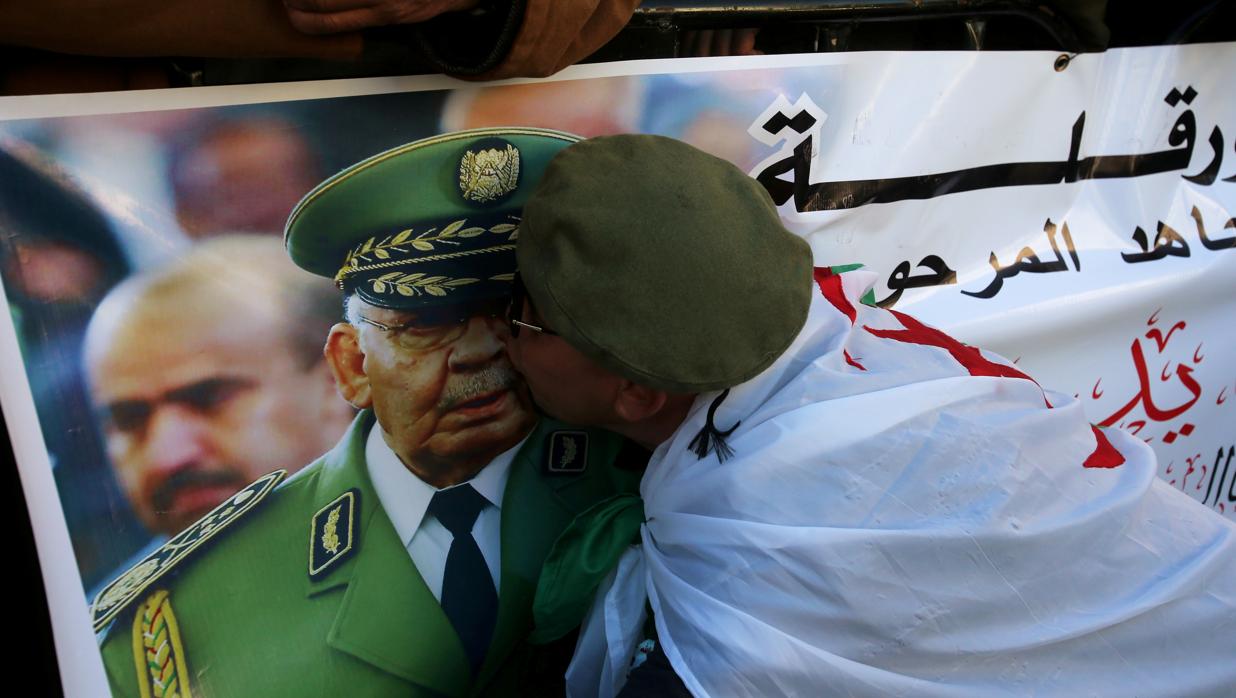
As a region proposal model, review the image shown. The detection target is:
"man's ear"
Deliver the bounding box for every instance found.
[612,380,669,424]
[306,358,359,425]
[325,322,372,409]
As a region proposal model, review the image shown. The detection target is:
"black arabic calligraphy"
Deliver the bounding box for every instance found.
[876,255,957,308]
[1123,206,1236,262]
[757,86,1228,212]
[962,218,1080,299]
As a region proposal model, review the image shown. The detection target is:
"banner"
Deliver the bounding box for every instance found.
[0,43,1232,696]
[749,49,1235,518]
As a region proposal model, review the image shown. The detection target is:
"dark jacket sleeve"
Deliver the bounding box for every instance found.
[459,0,641,80]
[0,0,636,94]
[0,0,363,60]
[0,0,363,95]
[411,0,528,76]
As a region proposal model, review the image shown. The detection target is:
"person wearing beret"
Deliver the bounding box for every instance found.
[91,128,641,697]
[507,135,1236,697]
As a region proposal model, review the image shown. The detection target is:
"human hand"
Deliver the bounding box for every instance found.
[680,28,762,57]
[283,0,481,35]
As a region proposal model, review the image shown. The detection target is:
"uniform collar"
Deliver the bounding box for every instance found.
[365,425,527,547]
[300,411,626,694]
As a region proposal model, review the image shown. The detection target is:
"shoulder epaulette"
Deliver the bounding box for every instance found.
[91,470,287,632]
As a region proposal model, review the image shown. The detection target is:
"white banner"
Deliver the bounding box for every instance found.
[744,47,1235,520]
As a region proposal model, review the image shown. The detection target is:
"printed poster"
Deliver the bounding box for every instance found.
[0,44,1233,695]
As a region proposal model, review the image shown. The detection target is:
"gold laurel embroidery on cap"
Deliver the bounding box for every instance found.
[370,272,478,298]
[131,590,193,698]
[92,470,287,633]
[459,145,520,202]
[334,218,521,289]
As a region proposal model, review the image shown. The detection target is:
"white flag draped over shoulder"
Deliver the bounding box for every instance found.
[571,269,1236,698]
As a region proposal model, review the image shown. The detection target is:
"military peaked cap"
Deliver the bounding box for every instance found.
[285,128,581,310]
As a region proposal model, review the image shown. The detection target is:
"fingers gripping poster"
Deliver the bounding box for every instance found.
[0,42,1233,695]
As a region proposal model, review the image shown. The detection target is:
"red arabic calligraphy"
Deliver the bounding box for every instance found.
[1181,453,1203,490]
[1146,320,1186,352]
[1098,339,1201,425]
[1096,310,1203,435]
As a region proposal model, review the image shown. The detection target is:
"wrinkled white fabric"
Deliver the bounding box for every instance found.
[567,547,647,698]
[573,270,1236,698]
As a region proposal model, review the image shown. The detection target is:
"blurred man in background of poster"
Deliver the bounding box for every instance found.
[169,116,325,239]
[84,235,354,539]
[440,78,643,137]
[0,140,141,585]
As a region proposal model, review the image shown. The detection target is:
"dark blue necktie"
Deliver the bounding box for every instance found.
[428,483,498,675]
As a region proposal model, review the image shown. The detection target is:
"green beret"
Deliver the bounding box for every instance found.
[285,128,580,310]
[518,134,814,394]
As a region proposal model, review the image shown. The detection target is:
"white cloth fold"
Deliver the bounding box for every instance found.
[572,270,1236,698]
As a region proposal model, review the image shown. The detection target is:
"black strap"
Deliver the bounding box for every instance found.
[688,389,741,463]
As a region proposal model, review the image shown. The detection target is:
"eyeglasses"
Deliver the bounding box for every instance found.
[507,272,559,338]
[357,297,509,352]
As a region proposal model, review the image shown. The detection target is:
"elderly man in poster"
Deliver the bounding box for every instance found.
[91,128,639,697]
[509,135,1236,697]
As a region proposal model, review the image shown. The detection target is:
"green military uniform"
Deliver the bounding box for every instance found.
[92,127,639,696]
[95,410,637,696]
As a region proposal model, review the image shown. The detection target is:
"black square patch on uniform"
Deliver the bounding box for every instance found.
[546,431,588,475]
[309,489,360,580]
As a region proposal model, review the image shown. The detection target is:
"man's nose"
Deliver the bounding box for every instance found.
[140,403,211,484]
[448,315,507,370]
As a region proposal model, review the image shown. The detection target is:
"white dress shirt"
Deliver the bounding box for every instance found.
[366,425,529,601]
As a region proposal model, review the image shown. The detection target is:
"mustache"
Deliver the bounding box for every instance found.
[438,364,521,411]
[150,467,244,514]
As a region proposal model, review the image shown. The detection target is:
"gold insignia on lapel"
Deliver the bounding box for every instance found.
[132,590,193,698]
[322,507,342,554]
[309,489,360,580]
[459,144,520,202]
[546,431,589,475]
[561,437,578,468]
[92,470,287,633]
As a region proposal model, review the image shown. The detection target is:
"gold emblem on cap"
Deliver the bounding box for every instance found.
[459,145,520,202]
